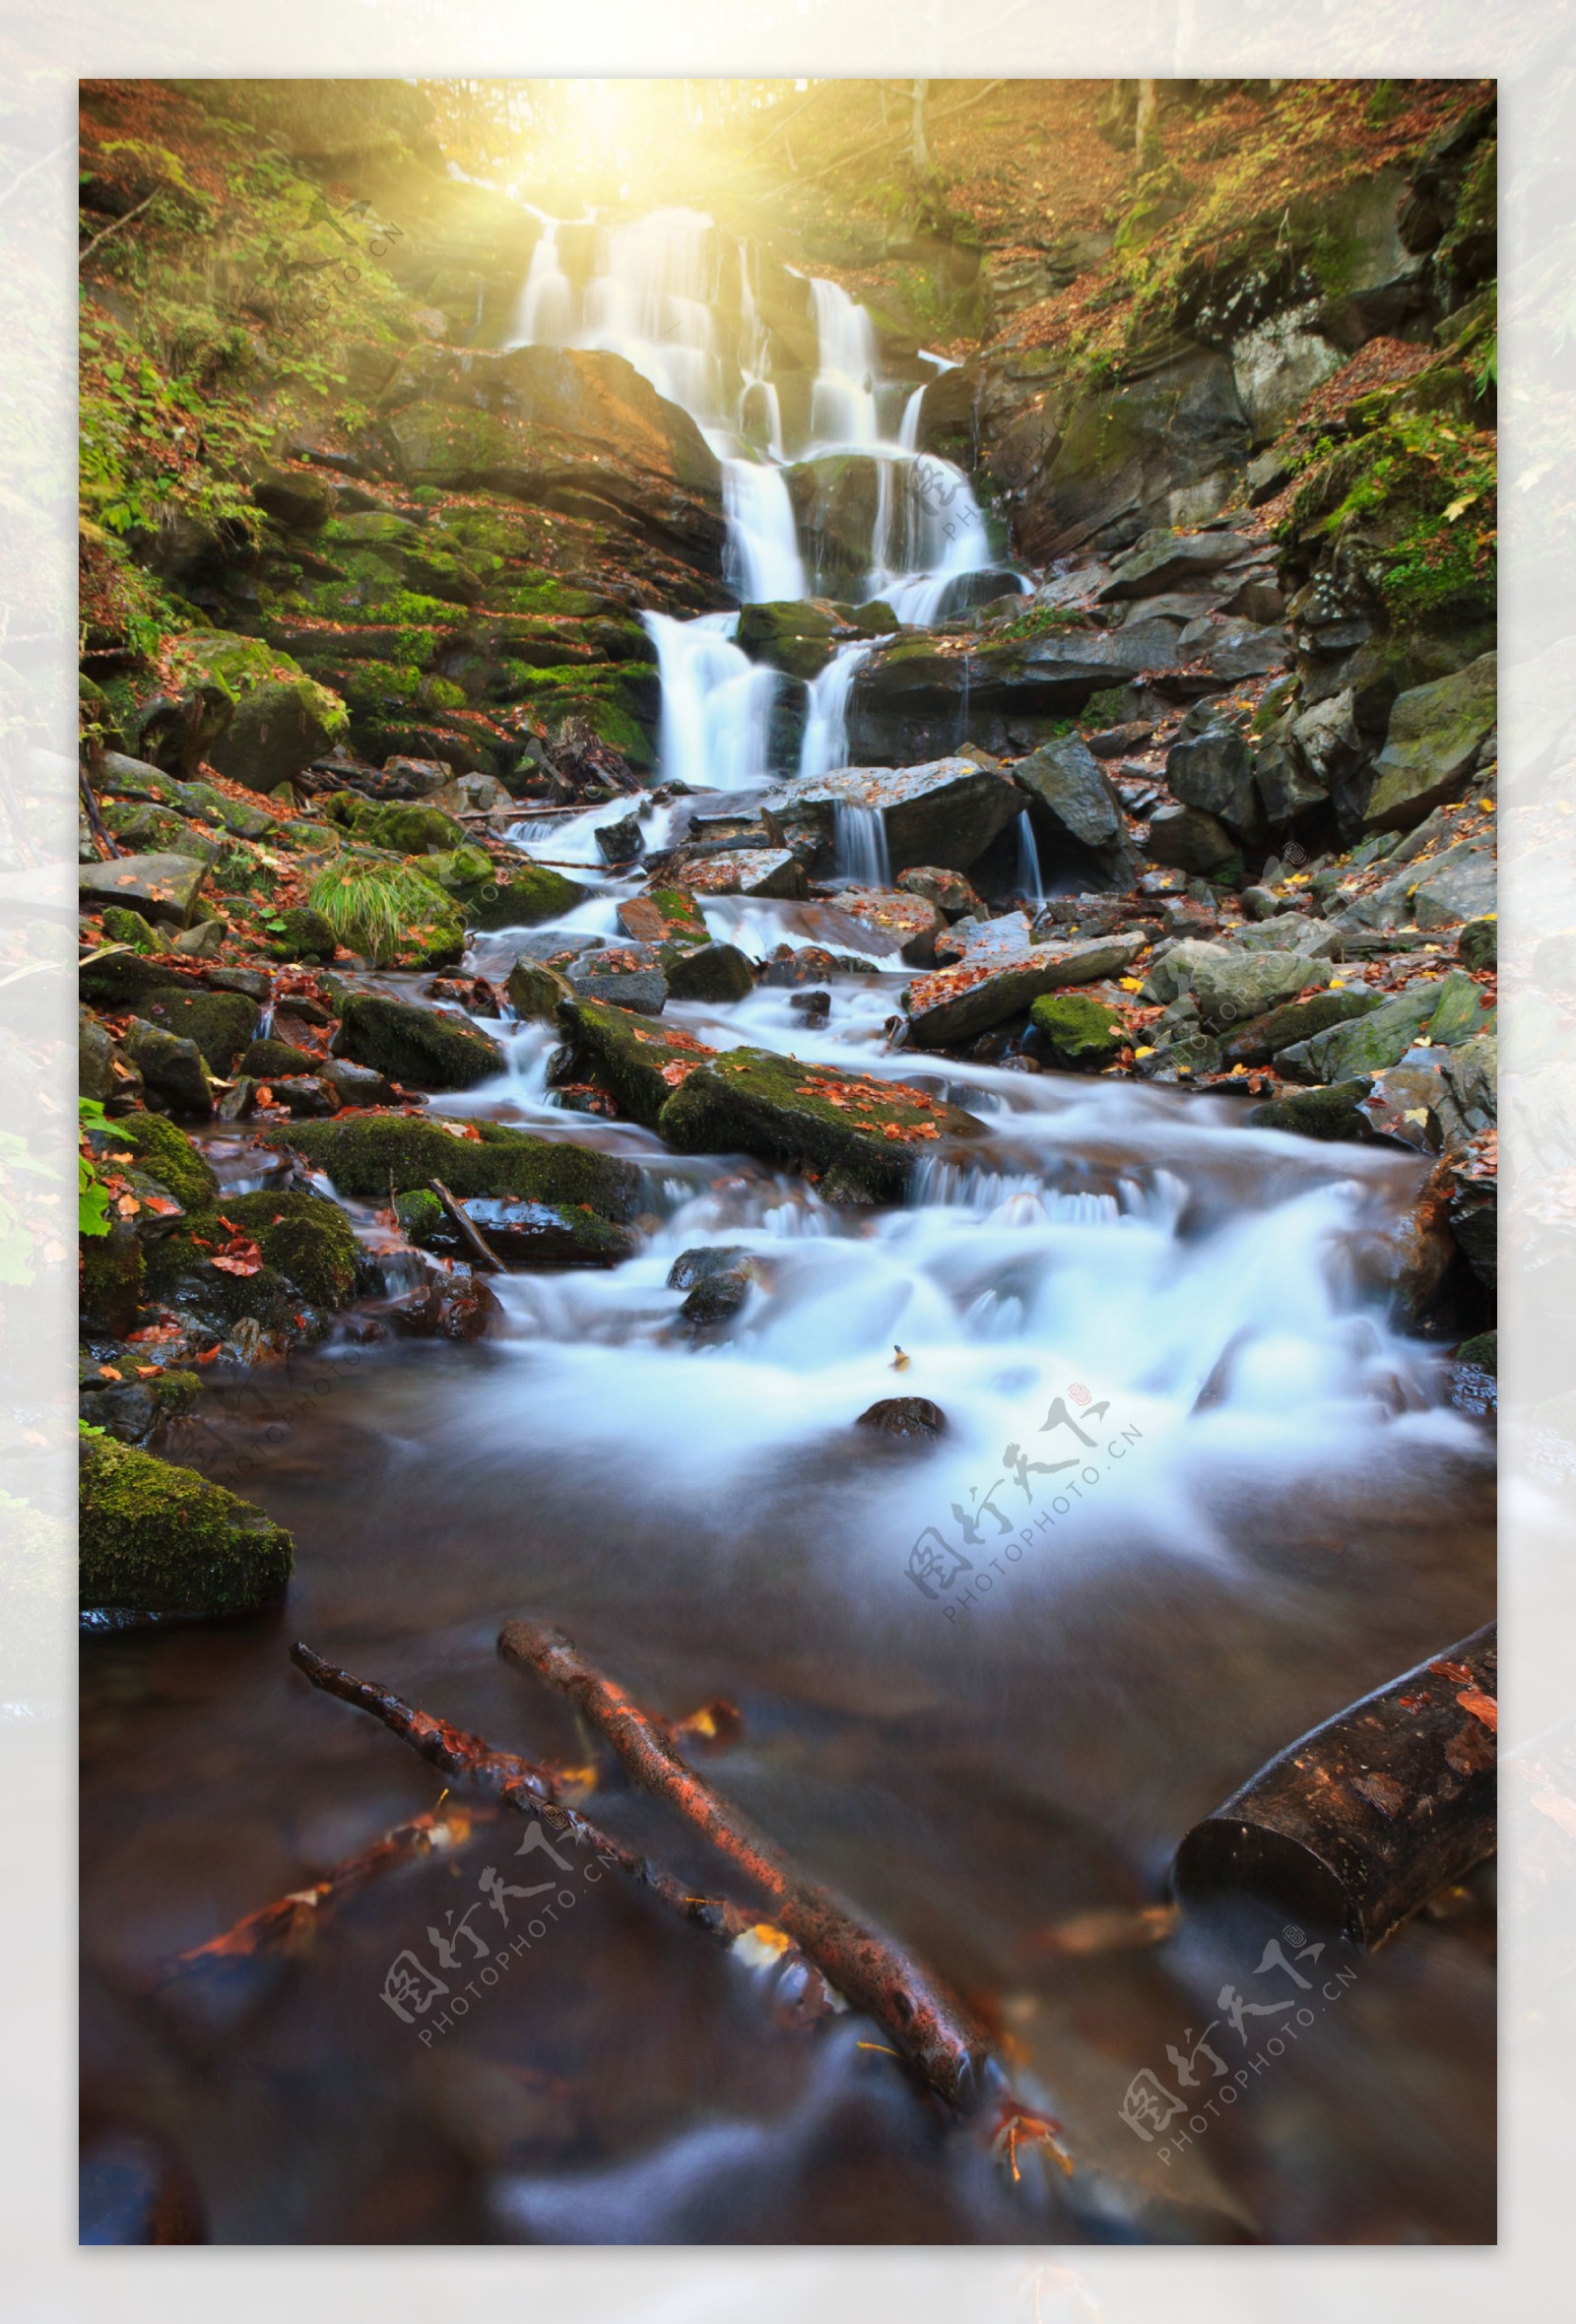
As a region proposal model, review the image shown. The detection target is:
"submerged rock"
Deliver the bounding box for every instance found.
[664,941,755,1002]
[563,943,669,1015]
[855,1396,948,1444]
[1245,1080,1371,1141]
[680,1268,754,1326]
[79,1435,293,1622]
[405,1193,636,1266]
[388,1269,500,1340]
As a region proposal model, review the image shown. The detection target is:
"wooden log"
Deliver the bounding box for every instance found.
[427,1178,503,1272]
[497,1618,998,2110]
[1171,1622,1496,1946]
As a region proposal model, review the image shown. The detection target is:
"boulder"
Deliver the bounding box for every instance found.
[558,1000,721,1128]
[1028,991,1126,1066]
[667,1246,753,1291]
[736,601,840,681]
[1245,1081,1370,1141]
[160,632,350,796]
[657,1046,987,1200]
[776,758,1021,876]
[269,1114,639,1219]
[824,887,946,965]
[664,941,755,1002]
[1220,988,1383,1067]
[1278,980,1445,1082]
[903,931,1148,1048]
[1144,940,1333,1029]
[1356,653,1497,832]
[79,1436,294,1620]
[1459,915,1496,970]
[1164,728,1263,841]
[79,852,209,928]
[563,943,669,1015]
[407,1193,636,1266]
[617,887,709,946]
[1014,735,1136,878]
[1098,530,1253,601]
[505,959,575,1020]
[108,1111,218,1210]
[855,1396,948,1444]
[1145,803,1236,872]
[1204,621,1288,682]
[680,1268,754,1327]
[128,987,258,1073]
[332,994,505,1090]
[1411,847,1495,931]
[265,906,339,963]
[119,1019,213,1115]
[678,847,808,900]
[897,866,986,921]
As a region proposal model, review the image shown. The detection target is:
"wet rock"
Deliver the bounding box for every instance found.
[1459,915,1497,970]
[388,1269,500,1340]
[759,945,867,988]
[825,887,946,966]
[1098,531,1253,601]
[563,943,669,1015]
[265,905,339,963]
[119,1020,214,1116]
[1358,653,1497,831]
[79,1435,294,1622]
[680,1268,753,1327]
[269,1113,640,1218]
[1446,1134,1496,1288]
[418,1194,636,1266]
[1028,992,1126,1067]
[667,1246,753,1292]
[855,1395,948,1445]
[1013,735,1136,879]
[79,852,210,927]
[505,959,575,1020]
[618,886,708,946]
[664,941,755,1002]
[332,994,504,1091]
[903,931,1148,1048]
[318,1058,398,1107]
[1245,1080,1370,1141]
[443,855,587,930]
[557,1000,718,1128]
[735,600,841,681]
[678,847,807,900]
[595,813,644,865]
[788,989,830,1023]
[1220,987,1383,1067]
[270,1074,339,1119]
[1145,803,1236,872]
[777,757,1021,876]
[1164,729,1263,841]
[1451,1331,1496,1418]
[238,1035,316,1080]
[657,1046,987,1201]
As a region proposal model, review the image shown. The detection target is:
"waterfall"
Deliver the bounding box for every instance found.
[1016,811,1046,906]
[808,278,882,449]
[831,803,891,887]
[511,218,572,347]
[723,459,807,603]
[642,611,780,793]
[799,641,875,783]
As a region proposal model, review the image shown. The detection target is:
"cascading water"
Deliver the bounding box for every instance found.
[798,640,875,784]
[641,610,780,794]
[831,803,891,887]
[1016,810,1046,906]
[504,207,1020,781]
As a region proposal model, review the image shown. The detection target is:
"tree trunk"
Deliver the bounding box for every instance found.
[1135,79,1160,172]
[910,78,930,177]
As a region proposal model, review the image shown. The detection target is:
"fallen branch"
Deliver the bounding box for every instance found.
[427,1178,503,1272]
[79,190,157,270]
[1172,1622,1496,1946]
[155,1801,495,1984]
[498,1619,997,2110]
[79,764,120,861]
[286,1642,844,2024]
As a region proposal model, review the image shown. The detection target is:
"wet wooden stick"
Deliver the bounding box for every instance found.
[427,1178,503,1272]
[497,1619,998,2111]
[285,1642,842,2019]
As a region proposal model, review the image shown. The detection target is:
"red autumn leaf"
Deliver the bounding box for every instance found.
[1456,1685,1497,1733]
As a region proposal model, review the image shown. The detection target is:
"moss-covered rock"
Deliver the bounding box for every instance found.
[1459,915,1496,971]
[119,1019,214,1115]
[665,941,755,1002]
[80,1228,145,1337]
[401,1190,636,1266]
[1028,991,1125,1065]
[428,851,586,929]
[504,960,574,1019]
[332,993,505,1091]
[655,1043,988,1199]
[142,1186,361,1335]
[558,999,722,1128]
[79,1434,293,1619]
[110,1111,219,1211]
[1220,987,1384,1068]
[305,854,467,969]
[100,905,162,952]
[322,792,466,854]
[240,1037,319,1080]
[1245,1081,1370,1141]
[264,905,339,963]
[126,986,259,1072]
[163,631,349,796]
[268,1112,640,1219]
[736,600,840,680]
[617,886,710,946]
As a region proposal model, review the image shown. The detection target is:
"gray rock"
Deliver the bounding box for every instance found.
[120,1018,214,1115]
[564,944,669,1016]
[776,758,1021,876]
[679,847,807,900]
[903,931,1148,1048]
[1412,848,1496,931]
[1144,939,1333,1029]
[1359,653,1498,831]
[79,852,210,928]
[1254,720,1328,824]
[1206,621,1288,681]
[1164,729,1262,839]
[1279,980,1444,1082]
[1146,803,1236,872]
[594,814,644,865]
[1014,735,1127,853]
[1445,1034,1497,1134]
[1098,531,1251,601]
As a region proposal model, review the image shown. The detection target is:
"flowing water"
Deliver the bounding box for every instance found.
[80,209,1495,2249]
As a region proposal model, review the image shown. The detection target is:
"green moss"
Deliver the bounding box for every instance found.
[79,1433,293,1617]
[80,1230,144,1337]
[240,1036,319,1079]
[263,905,339,963]
[266,1113,641,1220]
[1222,988,1383,1065]
[100,905,162,952]
[1029,992,1125,1064]
[1079,686,1131,729]
[333,994,504,1091]
[321,792,465,854]
[127,986,258,1072]
[393,1189,444,1243]
[1246,1080,1370,1141]
[112,1111,219,1210]
[144,1187,361,1318]
[467,862,587,929]
[1280,412,1496,634]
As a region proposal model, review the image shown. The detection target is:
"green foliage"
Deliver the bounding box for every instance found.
[306,855,463,968]
[1279,408,1497,631]
[78,1100,114,1241]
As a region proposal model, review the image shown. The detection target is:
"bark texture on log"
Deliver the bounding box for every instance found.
[498,1617,997,2110]
[1172,1622,1496,1946]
